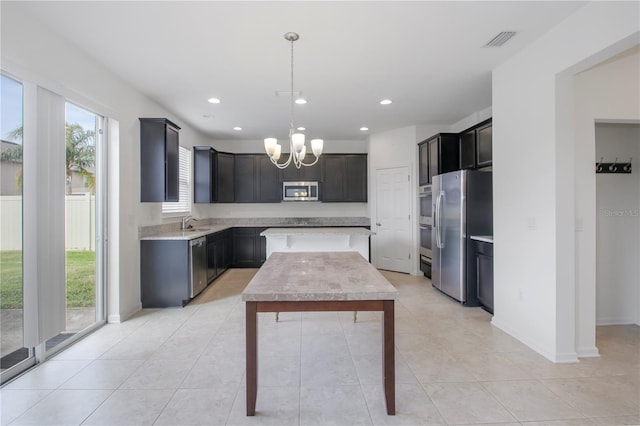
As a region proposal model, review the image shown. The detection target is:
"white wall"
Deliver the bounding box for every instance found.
[574,46,640,351]
[594,124,640,325]
[492,1,639,362]
[1,3,212,322]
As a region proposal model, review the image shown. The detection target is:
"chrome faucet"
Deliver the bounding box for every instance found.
[181,215,194,230]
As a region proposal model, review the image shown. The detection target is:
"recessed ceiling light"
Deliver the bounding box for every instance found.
[360,127,369,131]
[380,99,392,105]
[233,126,242,131]
[297,127,306,131]
[208,97,221,104]
[295,98,307,105]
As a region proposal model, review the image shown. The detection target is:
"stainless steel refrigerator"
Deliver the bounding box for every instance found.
[432,170,492,304]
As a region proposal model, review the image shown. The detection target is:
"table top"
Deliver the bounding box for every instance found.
[241,252,398,302]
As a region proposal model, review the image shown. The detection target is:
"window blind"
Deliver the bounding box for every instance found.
[162,146,191,214]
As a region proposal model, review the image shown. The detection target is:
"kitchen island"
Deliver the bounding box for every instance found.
[261,227,373,260]
[242,251,398,416]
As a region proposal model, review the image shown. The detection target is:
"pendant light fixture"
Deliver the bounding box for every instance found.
[264,32,323,169]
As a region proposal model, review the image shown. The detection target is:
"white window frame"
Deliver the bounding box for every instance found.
[162,146,191,216]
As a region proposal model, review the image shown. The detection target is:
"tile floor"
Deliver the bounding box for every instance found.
[1,269,638,425]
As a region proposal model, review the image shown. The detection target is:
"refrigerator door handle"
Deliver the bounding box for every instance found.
[435,192,443,248]
[439,192,446,248]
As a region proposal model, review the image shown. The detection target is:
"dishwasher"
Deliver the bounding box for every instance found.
[190,237,208,297]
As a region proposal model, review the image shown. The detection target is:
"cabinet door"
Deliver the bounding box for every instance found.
[477,251,494,313]
[140,118,180,202]
[280,164,300,181]
[233,227,257,267]
[206,238,216,282]
[234,155,256,202]
[165,125,179,202]
[299,161,321,181]
[459,130,475,170]
[217,152,235,202]
[345,155,367,202]
[476,122,492,167]
[193,147,213,203]
[418,142,429,186]
[321,156,345,201]
[256,227,267,265]
[427,138,439,184]
[257,156,281,202]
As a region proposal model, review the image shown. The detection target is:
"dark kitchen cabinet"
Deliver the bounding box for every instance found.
[234,155,281,203]
[321,154,367,202]
[459,129,476,170]
[257,156,281,202]
[206,228,234,282]
[140,118,180,202]
[140,239,190,307]
[476,121,492,168]
[469,239,494,313]
[459,119,492,170]
[281,160,321,182]
[425,133,459,184]
[193,147,235,203]
[233,227,267,267]
[418,142,430,185]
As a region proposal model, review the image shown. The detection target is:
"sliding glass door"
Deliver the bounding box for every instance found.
[0,74,107,382]
[0,74,33,377]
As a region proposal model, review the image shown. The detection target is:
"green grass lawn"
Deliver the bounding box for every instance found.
[0,250,95,309]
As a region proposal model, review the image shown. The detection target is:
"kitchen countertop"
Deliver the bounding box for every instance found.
[261,227,374,237]
[139,217,371,240]
[241,251,398,302]
[470,235,494,243]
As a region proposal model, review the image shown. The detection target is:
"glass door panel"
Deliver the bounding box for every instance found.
[0,74,31,373]
[46,102,102,351]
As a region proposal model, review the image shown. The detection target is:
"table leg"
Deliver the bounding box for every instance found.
[382,300,395,415]
[246,302,258,416]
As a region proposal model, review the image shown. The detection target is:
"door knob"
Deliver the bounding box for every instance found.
[376,222,381,226]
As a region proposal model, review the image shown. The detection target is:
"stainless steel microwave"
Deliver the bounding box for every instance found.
[282,181,319,201]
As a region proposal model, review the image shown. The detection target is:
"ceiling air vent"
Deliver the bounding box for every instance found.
[484,31,517,47]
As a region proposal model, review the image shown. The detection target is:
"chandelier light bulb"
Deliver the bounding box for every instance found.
[292,133,305,154]
[311,139,324,157]
[273,144,282,161]
[264,138,278,156]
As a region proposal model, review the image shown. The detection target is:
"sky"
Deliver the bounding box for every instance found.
[1,74,97,144]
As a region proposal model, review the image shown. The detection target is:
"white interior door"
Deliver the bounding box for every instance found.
[375,167,412,273]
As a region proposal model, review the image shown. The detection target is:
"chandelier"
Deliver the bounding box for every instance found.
[264,32,323,169]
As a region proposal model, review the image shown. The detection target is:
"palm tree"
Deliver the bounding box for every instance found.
[1,123,95,193]
[65,123,95,194]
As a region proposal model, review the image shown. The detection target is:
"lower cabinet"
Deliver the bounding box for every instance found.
[469,239,494,313]
[233,227,267,268]
[207,229,234,283]
[141,239,191,308]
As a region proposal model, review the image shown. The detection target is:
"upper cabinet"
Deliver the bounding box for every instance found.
[418,133,459,185]
[193,147,235,203]
[140,118,180,202]
[280,160,321,182]
[321,154,367,202]
[459,119,492,170]
[234,154,281,203]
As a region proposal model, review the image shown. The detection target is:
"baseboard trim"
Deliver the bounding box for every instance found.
[596,318,637,326]
[491,316,579,363]
[107,303,142,324]
[577,346,600,358]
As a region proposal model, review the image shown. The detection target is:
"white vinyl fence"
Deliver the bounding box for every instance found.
[0,194,95,251]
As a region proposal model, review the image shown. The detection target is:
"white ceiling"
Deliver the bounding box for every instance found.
[14,1,586,141]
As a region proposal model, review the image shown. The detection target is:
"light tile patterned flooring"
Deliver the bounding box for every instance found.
[1,269,638,425]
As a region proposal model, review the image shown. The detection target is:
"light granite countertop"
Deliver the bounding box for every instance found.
[261,227,374,237]
[242,252,398,302]
[470,235,494,243]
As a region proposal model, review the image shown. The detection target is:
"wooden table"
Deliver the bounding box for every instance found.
[241,251,398,416]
